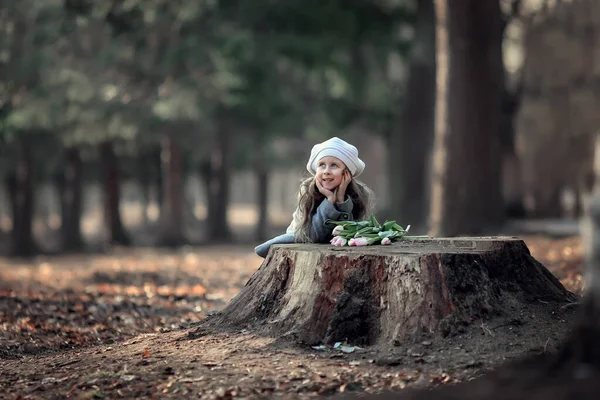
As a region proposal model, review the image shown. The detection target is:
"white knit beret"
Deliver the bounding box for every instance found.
[306,137,365,177]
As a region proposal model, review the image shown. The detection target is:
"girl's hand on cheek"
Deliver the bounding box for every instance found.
[336,170,351,203]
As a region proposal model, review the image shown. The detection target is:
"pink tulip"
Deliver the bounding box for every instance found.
[332,225,344,235]
[348,239,356,246]
[353,237,369,246]
[381,237,391,245]
[330,236,346,246]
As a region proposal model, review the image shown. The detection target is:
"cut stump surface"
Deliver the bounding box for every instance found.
[197,237,576,346]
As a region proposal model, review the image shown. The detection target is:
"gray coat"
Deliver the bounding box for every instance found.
[254,197,354,258]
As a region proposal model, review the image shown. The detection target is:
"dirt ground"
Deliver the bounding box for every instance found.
[0,236,586,399]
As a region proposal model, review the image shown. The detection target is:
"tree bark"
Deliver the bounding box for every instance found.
[388,0,436,235]
[196,238,575,347]
[156,132,186,246]
[58,147,84,252]
[9,138,39,256]
[429,0,505,236]
[100,141,130,246]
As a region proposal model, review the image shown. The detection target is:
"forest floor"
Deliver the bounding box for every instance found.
[0,235,586,399]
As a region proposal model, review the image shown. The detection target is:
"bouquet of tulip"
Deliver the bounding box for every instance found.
[328,214,427,247]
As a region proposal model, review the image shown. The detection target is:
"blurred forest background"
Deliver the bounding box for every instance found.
[1,0,598,257]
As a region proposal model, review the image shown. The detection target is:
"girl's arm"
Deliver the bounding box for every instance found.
[255,207,301,258]
[309,197,354,243]
[254,194,354,257]
[254,233,295,258]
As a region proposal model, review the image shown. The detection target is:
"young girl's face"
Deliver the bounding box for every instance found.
[315,156,347,191]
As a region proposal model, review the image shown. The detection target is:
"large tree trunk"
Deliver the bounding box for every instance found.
[205,119,233,242]
[156,132,186,246]
[195,238,575,347]
[100,141,130,246]
[388,0,436,235]
[429,0,505,236]
[9,138,38,256]
[58,147,84,252]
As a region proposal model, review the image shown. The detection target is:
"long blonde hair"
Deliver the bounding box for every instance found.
[294,175,374,243]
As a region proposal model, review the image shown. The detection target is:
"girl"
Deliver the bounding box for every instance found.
[254,137,374,258]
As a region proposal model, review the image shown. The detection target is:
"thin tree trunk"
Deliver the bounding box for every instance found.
[157,132,186,246]
[138,154,151,225]
[6,174,17,242]
[10,138,38,256]
[206,119,232,242]
[140,149,163,223]
[500,4,525,220]
[429,0,505,236]
[59,147,84,251]
[100,141,130,246]
[531,186,564,218]
[502,151,526,218]
[152,148,163,215]
[255,145,269,242]
[388,0,436,235]
[200,160,212,229]
[500,83,524,219]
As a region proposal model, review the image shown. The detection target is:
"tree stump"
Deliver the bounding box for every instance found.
[198,237,576,346]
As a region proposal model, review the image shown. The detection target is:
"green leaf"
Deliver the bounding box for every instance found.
[383,220,396,230]
[369,214,380,228]
[392,223,405,232]
[327,219,356,227]
[378,230,397,238]
[359,233,381,239]
[353,226,374,238]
